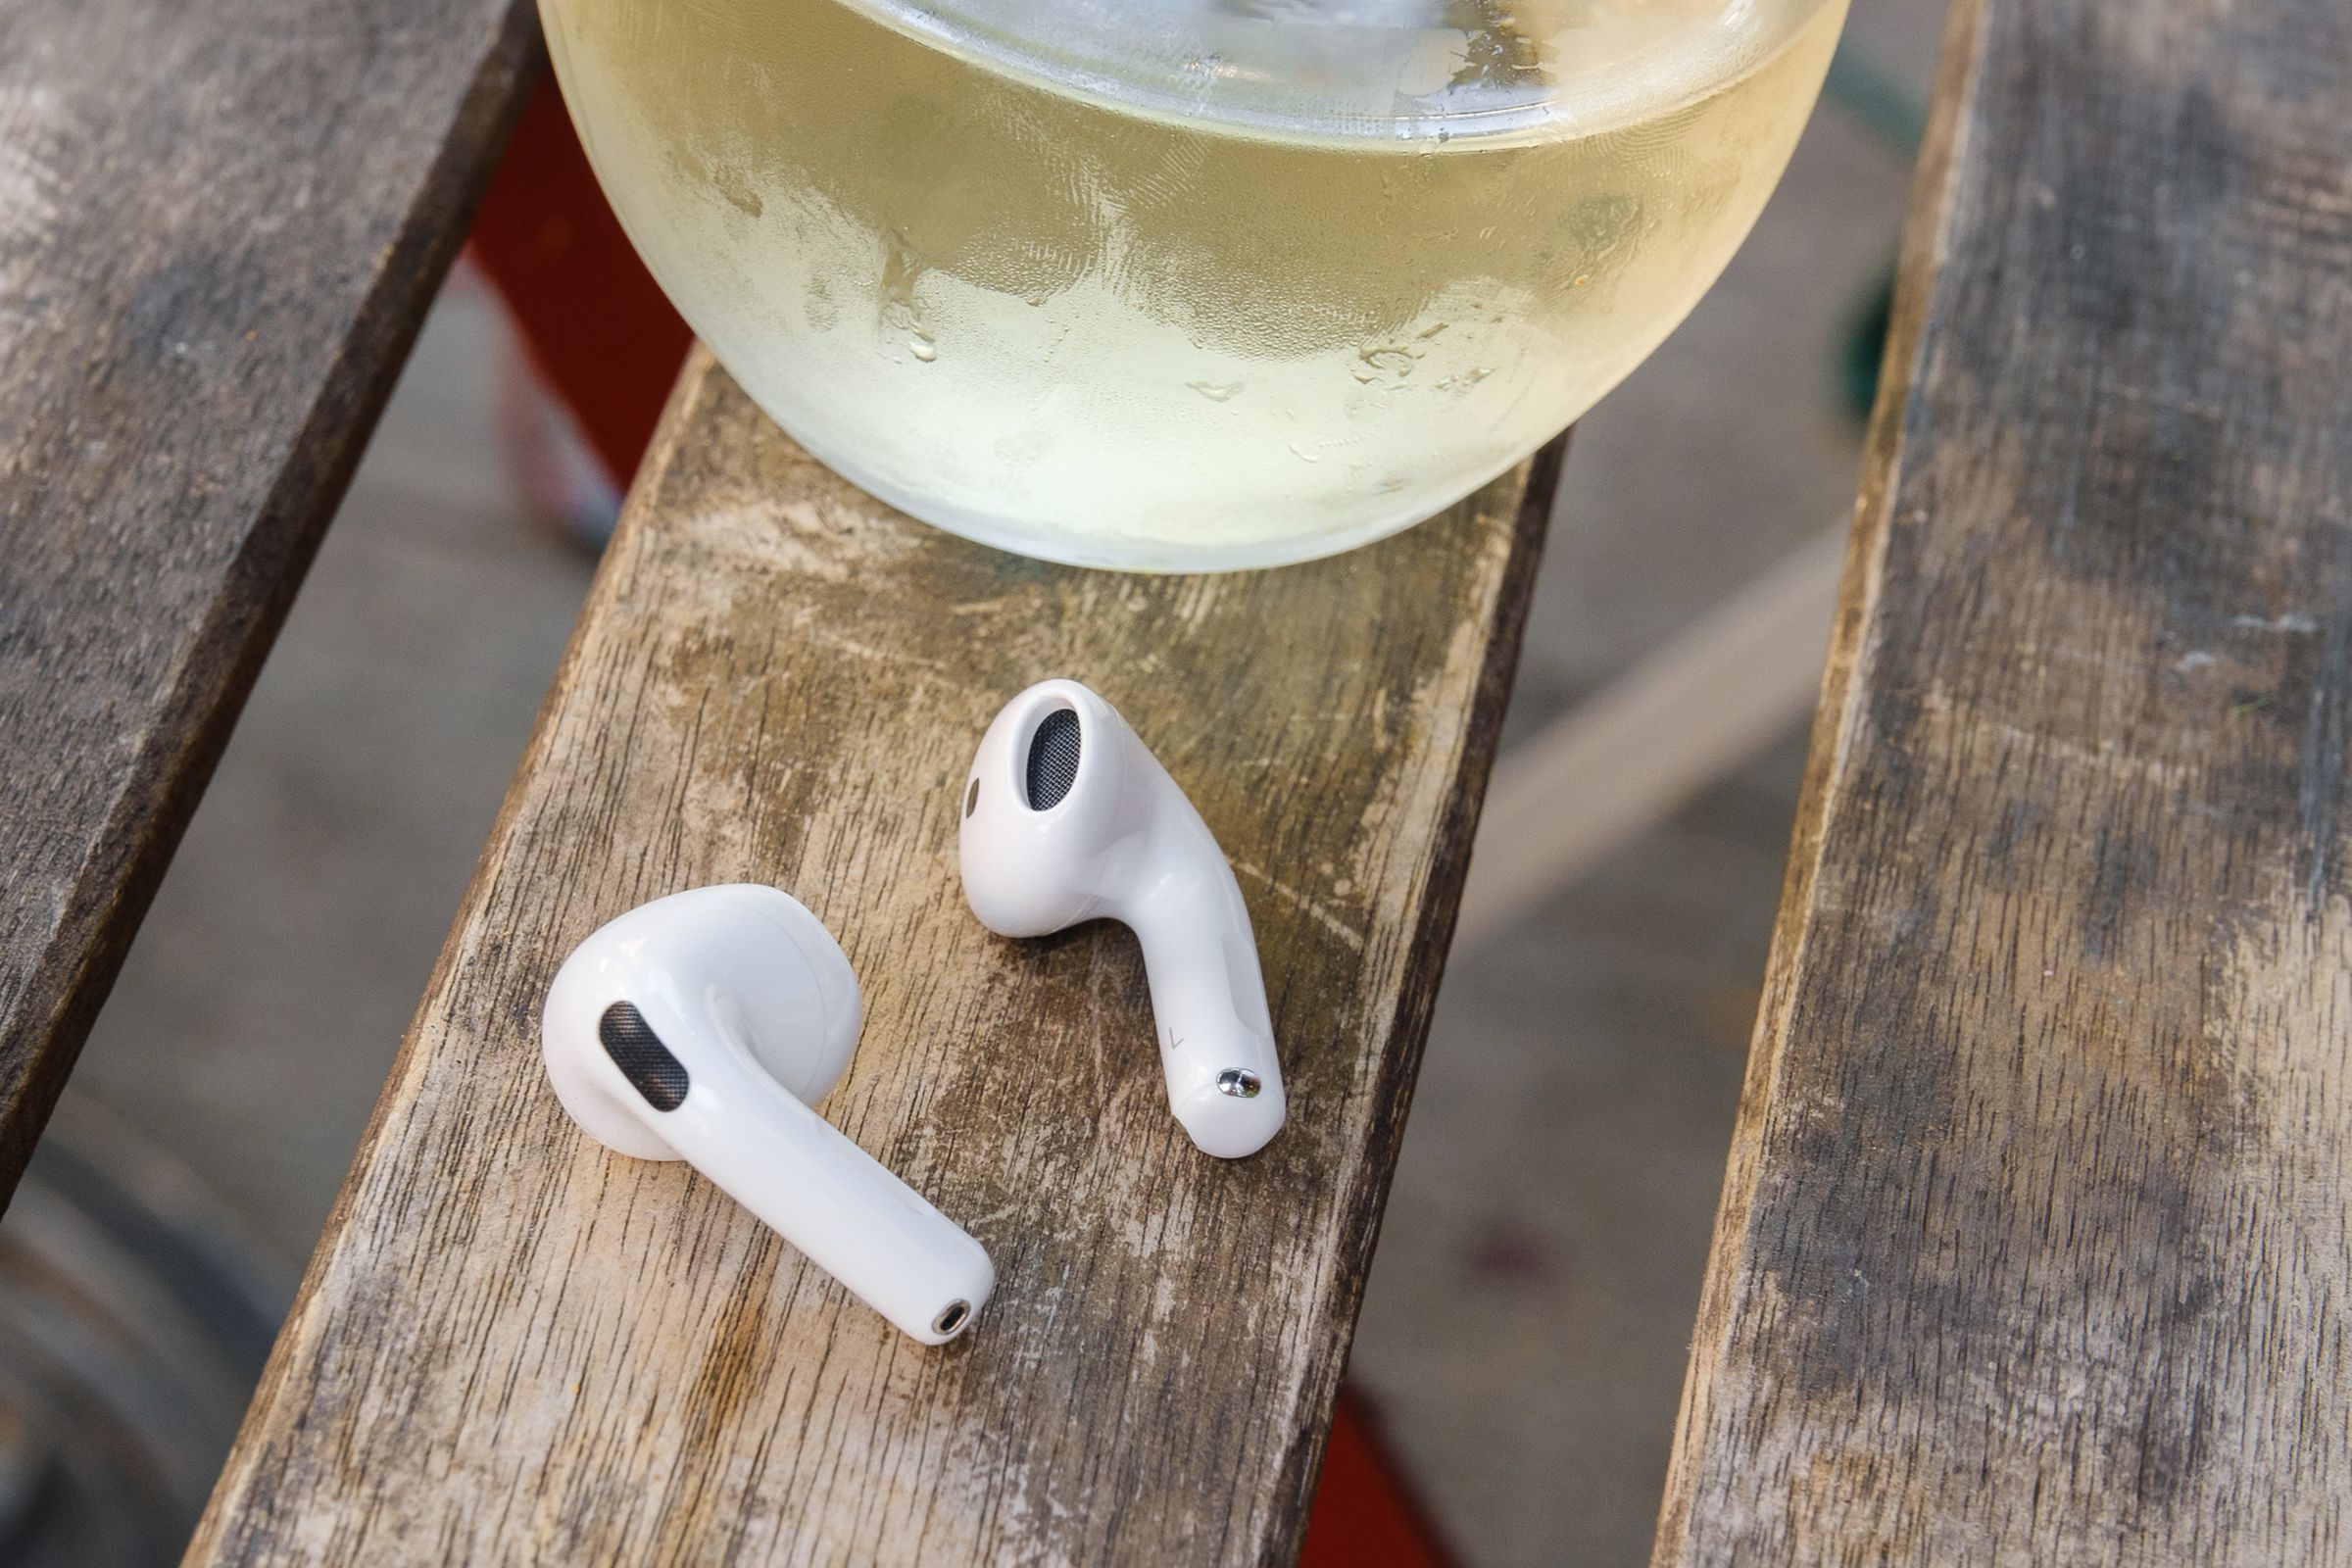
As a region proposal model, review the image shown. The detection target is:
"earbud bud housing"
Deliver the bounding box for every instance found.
[961,680,1286,1158]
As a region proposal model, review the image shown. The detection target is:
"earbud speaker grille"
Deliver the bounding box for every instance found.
[1025,708,1083,810]
[600,1002,689,1111]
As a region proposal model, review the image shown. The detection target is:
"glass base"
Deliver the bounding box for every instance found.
[786,417,1540,575]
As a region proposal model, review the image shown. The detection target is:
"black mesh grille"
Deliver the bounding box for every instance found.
[1025,708,1083,810]
[599,1002,689,1111]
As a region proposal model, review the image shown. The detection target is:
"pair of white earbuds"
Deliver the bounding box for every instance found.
[540,680,1286,1344]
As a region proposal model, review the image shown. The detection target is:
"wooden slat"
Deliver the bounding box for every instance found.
[1657,0,2352,1559]
[190,351,1557,1564]
[0,0,538,1204]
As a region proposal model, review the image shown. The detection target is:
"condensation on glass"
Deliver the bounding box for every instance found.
[542,0,1848,568]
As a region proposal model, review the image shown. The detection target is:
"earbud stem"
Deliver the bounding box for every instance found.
[1128,854,1287,1160]
[662,1046,996,1344]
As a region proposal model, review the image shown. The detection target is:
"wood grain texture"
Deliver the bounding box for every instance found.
[189,350,1557,1566]
[1657,0,2352,1559]
[0,0,537,1205]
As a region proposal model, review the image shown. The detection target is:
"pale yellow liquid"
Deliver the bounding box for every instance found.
[543,0,1847,567]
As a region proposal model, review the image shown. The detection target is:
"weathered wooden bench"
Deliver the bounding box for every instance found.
[3,0,2346,1558]
[1656,0,2352,1556]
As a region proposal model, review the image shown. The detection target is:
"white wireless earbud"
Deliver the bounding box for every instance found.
[960,680,1286,1159]
[541,884,995,1344]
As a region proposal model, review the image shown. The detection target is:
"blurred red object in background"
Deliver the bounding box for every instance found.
[467,76,691,487]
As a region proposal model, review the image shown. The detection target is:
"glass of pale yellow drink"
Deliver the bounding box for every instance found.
[540,0,1848,569]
